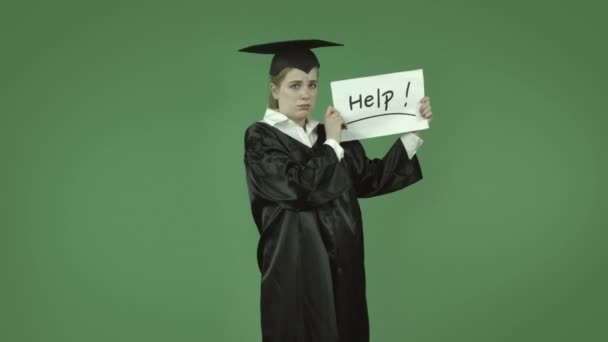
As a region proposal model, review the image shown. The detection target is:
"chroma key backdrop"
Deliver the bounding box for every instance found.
[1,1,606,342]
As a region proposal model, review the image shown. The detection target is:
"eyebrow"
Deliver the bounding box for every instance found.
[288,80,318,84]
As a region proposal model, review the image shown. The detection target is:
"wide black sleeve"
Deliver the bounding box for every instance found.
[244,124,350,210]
[342,138,423,198]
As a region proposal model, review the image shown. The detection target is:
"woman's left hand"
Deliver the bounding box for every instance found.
[413,96,432,137]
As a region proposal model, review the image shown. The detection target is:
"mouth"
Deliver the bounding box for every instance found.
[297,105,311,110]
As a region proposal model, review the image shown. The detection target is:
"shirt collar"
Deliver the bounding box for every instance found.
[262,107,320,132]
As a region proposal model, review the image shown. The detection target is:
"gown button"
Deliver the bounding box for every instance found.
[337,267,343,274]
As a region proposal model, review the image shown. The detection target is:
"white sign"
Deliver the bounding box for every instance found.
[330,69,429,142]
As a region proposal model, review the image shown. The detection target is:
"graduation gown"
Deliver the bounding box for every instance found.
[243,121,423,342]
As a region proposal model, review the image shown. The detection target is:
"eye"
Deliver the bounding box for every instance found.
[309,83,317,89]
[290,83,300,89]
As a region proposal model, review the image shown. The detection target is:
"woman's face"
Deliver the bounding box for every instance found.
[271,67,318,125]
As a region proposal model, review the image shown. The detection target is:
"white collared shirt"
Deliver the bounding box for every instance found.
[259,108,423,161]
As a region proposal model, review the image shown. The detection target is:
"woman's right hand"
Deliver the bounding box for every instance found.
[324,106,347,143]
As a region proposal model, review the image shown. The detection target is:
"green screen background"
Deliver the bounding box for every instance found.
[2,0,606,341]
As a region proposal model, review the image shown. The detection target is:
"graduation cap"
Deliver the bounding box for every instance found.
[238,39,343,76]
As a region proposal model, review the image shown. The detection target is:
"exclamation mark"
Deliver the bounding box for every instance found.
[404,81,411,107]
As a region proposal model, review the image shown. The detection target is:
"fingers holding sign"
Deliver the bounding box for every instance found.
[419,96,432,124]
[324,106,347,143]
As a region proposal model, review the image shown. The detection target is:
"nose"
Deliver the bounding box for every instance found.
[301,88,311,100]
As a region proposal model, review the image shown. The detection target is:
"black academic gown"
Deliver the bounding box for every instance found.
[243,121,423,342]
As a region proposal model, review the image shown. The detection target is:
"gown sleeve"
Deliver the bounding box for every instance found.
[244,124,351,210]
[343,137,423,198]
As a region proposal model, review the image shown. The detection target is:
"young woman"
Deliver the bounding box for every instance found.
[240,39,433,342]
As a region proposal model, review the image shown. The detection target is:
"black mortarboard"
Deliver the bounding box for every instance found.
[238,39,343,76]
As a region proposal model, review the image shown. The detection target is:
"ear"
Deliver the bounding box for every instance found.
[270,83,279,100]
